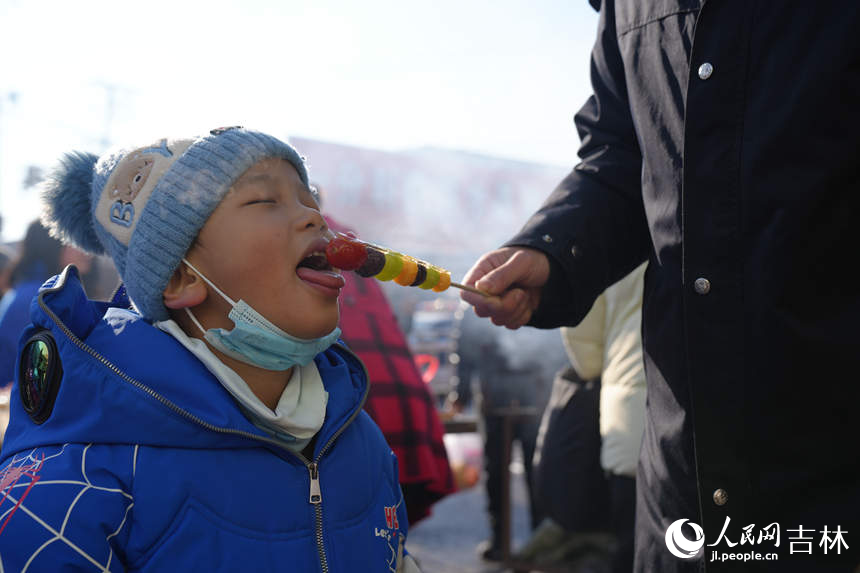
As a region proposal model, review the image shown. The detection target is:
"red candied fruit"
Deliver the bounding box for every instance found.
[325,236,369,271]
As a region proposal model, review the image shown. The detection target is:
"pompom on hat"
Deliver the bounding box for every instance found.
[41,126,309,321]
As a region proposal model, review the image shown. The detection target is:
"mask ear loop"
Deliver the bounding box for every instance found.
[184,307,208,337]
[182,258,237,306]
[181,258,236,336]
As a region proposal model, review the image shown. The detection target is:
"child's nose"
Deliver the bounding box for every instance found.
[299,204,327,231]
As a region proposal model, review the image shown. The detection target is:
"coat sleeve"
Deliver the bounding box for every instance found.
[0,443,135,572]
[505,0,650,328]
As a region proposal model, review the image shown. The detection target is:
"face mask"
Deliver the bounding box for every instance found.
[181,259,341,371]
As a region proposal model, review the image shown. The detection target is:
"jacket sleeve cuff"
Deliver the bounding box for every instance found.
[502,235,589,329]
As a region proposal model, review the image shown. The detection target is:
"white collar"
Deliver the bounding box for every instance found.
[155,319,328,447]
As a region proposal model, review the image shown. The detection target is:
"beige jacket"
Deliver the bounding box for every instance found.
[560,262,647,478]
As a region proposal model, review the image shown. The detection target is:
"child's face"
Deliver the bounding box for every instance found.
[187,158,342,339]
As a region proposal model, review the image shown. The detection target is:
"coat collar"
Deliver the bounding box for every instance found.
[3,265,369,464]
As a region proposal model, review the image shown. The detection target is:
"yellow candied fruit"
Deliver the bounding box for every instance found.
[375,251,404,281]
[419,266,441,290]
[432,270,451,292]
[394,257,419,286]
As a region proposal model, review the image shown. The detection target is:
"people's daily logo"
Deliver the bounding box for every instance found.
[665,516,848,563]
[665,519,705,559]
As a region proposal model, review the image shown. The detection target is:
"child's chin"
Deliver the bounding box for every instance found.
[280,312,338,341]
[311,315,340,338]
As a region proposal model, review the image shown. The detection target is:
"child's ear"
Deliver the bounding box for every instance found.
[163,264,207,309]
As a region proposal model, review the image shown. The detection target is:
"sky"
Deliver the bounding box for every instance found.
[0,0,599,241]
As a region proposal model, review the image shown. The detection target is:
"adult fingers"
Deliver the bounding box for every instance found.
[460,289,503,314]
[473,250,537,296]
[484,289,532,329]
[461,248,515,289]
[505,302,535,330]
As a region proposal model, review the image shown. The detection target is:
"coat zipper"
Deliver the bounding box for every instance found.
[36,269,371,573]
[306,371,370,573]
[308,462,327,572]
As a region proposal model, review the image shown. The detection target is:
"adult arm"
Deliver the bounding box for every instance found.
[462,1,650,329]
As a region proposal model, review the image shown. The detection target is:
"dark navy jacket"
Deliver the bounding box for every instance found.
[0,267,410,572]
[508,1,860,571]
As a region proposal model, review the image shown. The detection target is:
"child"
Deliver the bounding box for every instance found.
[0,127,420,572]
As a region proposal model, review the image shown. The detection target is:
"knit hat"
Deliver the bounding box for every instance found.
[41,126,309,321]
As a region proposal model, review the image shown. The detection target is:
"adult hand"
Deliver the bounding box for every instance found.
[459,247,550,329]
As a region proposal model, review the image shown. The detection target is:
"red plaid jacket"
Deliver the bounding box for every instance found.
[326,217,455,524]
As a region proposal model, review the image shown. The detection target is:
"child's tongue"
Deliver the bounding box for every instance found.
[296,267,345,293]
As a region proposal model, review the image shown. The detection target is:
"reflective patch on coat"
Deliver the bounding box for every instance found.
[18,330,63,424]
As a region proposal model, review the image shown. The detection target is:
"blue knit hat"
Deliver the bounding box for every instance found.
[41,126,309,321]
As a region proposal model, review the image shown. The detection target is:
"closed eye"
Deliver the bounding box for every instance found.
[244,199,276,205]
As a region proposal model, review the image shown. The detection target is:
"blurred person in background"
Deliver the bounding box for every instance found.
[559,262,645,573]
[0,244,19,446]
[0,220,92,386]
[0,244,15,297]
[454,311,556,562]
[317,183,456,525]
[519,263,646,572]
[520,360,611,570]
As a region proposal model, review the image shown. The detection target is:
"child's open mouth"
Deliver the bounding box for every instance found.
[297,252,332,272]
[296,249,345,297]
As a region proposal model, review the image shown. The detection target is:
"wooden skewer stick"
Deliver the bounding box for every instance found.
[450,281,495,298]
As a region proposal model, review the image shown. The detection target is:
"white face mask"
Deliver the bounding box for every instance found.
[181,259,341,371]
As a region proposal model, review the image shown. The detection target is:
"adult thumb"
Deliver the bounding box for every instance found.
[475,252,530,295]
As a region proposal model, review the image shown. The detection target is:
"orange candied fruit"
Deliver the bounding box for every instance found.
[394,257,419,286]
[432,271,451,292]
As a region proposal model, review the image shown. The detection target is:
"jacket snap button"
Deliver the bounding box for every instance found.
[713,488,728,506]
[698,62,714,80]
[694,277,711,295]
[542,234,553,243]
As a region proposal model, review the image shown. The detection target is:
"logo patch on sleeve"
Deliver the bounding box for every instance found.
[18,331,63,424]
[384,505,399,529]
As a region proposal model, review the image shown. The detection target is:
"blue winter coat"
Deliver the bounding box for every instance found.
[0,266,411,572]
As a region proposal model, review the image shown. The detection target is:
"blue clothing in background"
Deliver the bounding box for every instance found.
[0,279,43,386]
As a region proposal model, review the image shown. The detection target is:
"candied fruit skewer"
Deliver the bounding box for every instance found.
[324,232,489,296]
[359,245,448,291]
[355,249,386,277]
[374,250,404,281]
[394,257,419,286]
